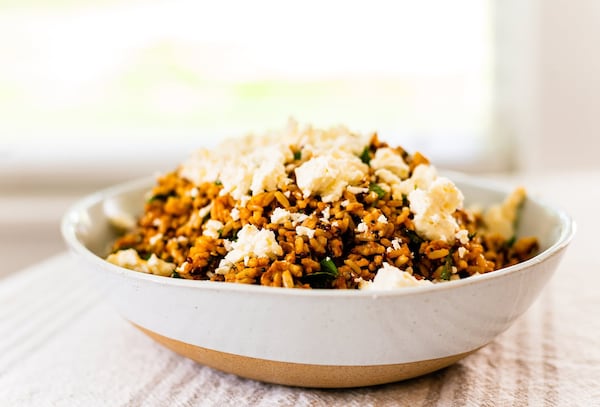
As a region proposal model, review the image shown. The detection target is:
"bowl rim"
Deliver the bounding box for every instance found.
[61,174,575,299]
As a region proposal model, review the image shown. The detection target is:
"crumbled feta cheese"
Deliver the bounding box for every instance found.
[218,160,254,201]
[347,186,369,195]
[149,233,163,246]
[216,225,283,274]
[271,207,292,224]
[106,249,140,269]
[290,212,309,224]
[146,254,176,277]
[106,249,175,277]
[377,214,388,224]
[331,221,340,227]
[391,238,401,250]
[295,153,368,203]
[198,203,212,219]
[483,187,526,239]
[373,162,463,242]
[341,200,350,207]
[176,261,188,273]
[356,222,368,233]
[455,229,469,245]
[248,146,291,196]
[294,120,369,157]
[370,147,409,179]
[391,164,438,200]
[283,191,291,198]
[320,206,331,223]
[178,148,222,186]
[179,119,369,204]
[230,207,240,221]
[296,226,316,239]
[203,220,224,239]
[180,140,292,202]
[189,187,199,198]
[359,262,432,289]
[239,195,251,208]
[458,247,467,258]
[375,168,401,189]
[408,177,463,242]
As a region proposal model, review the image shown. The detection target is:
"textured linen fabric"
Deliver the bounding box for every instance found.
[0,173,598,406]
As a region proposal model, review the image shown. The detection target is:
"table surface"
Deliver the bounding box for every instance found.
[1,172,598,406]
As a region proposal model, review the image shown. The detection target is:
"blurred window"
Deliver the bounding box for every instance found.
[0,0,495,184]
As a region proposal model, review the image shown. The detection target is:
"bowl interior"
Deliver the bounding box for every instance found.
[67,175,568,263]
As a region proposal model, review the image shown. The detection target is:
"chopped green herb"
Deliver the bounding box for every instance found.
[468,232,477,240]
[401,193,409,207]
[147,191,176,203]
[171,270,182,278]
[504,235,517,249]
[369,183,386,199]
[293,150,302,160]
[301,258,339,288]
[404,229,423,247]
[214,180,223,186]
[319,257,339,277]
[440,253,453,280]
[301,272,335,288]
[359,146,371,164]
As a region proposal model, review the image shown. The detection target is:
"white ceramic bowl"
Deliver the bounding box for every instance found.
[61,174,574,388]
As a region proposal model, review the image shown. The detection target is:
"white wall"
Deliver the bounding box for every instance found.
[503,0,600,172]
[537,0,600,170]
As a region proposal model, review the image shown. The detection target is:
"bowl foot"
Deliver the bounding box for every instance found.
[134,323,478,388]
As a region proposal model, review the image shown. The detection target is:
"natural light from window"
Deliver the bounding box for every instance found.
[0,0,493,178]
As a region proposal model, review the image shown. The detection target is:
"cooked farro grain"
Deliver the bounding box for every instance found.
[106,119,539,289]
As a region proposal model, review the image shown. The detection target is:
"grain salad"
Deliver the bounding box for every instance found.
[107,120,539,289]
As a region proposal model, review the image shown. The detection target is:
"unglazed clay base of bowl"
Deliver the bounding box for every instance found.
[62,174,574,388]
[135,323,478,388]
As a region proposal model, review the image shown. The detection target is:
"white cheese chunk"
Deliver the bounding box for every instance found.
[198,203,213,219]
[391,164,438,200]
[370,147,409,179]
[377,214,388,224]
[148,233,163,246]
[295,153,368,203]
[356,222,368,233]
[408,177,464,242]
[270,207,292,224]
[347,186,369,195]
[216,225,283,274]
[203,220,224,239]
[455,229,469,245]
[295,226,316,239]
[320,206,331,223]
[359,262,432,289]
[106,249,175,277]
